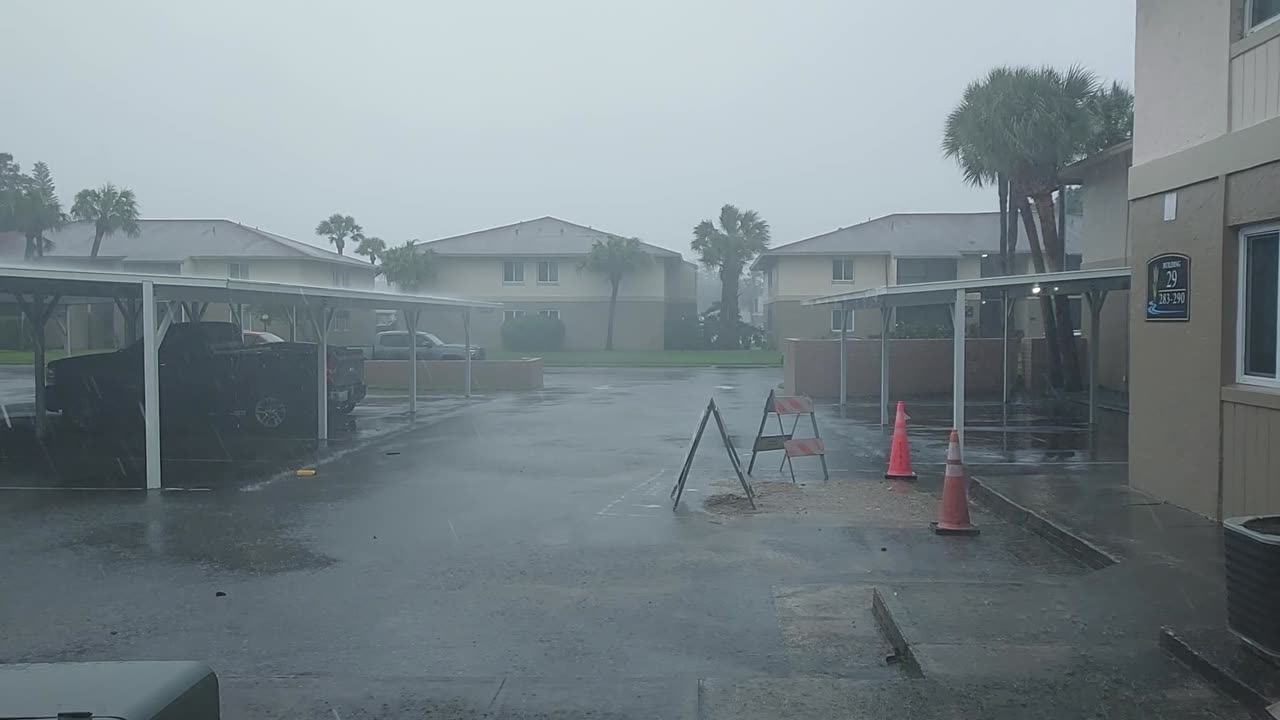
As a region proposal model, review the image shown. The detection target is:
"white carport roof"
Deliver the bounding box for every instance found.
[799,267,1133,454]
[803,267,1132,309]
[0,263,501,311]
[0,263,500,491]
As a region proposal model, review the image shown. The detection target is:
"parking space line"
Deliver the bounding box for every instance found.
[596,469,666,515]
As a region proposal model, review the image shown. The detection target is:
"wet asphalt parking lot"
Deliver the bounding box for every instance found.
[0,368,1247,718]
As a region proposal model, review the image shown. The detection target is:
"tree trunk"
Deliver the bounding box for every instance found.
[997,174,1009,275]
[1014,192,1064,389]
[719,264,740,349]
[1032,193,1083,391]
[605,277,620,351]
[24,235,35,261]
[90,229,104,258]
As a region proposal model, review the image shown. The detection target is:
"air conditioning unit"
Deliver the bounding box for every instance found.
[0,661,219,719]
[1224,516,1280,660]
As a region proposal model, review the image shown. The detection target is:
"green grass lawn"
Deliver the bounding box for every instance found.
[486,349,782,367]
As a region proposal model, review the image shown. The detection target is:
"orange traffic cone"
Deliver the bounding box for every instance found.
[884,401,917,480]
[932,430,979,536]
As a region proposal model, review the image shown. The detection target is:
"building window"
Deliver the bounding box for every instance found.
[1239,227,1280,384]
[832,258,855,282]
[331,269,351,288]
[538,309,560,319]
[503,261,524,283]
[1249,0,1280,31]
[334,310,351,332]
[830,308,852,332]
[503,310,526,323]
[537,260,559,284]
[228,262,249,280]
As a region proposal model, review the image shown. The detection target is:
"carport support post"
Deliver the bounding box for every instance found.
[405,309,419,415]
[142,281,162,490]
[952,288,965,451]
[1086,290,1107,427]
[1001,290,1009,407]
[880,305,890,426]
[838,302,847,407]
[310,305,335,442]
[463,308,472,398]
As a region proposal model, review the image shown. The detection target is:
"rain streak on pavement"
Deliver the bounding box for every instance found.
[0,367,1249,719]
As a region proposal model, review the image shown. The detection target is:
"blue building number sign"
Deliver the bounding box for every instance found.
[1146,253,1190,322]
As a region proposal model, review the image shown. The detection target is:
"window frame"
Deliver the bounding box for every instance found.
[536,260,559,284]
[228,262,249,280]
[331,268,351,288]
[503,310,526,323]
[830,307,853,333]
[538,309,561,319]
[503,261,525,284]
[831,258,855,283]
[1236,223,1280,387]
[1247,0,1280,33]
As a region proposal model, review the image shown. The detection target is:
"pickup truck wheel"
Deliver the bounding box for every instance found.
[252,395,289,431]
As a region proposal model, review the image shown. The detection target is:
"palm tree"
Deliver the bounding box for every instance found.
[0,153,24,233]
[71,183,141,258]
[315,213,362,256]
[582,236,651,350]
[692,205,771,349]
[942,66,1105,390]
[355,235,387,265]
[15,162,64,259]
[378,240,435,292]
[1087,82,1135,154]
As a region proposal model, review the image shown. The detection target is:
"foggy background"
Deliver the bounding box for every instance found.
[1,1,1136,256]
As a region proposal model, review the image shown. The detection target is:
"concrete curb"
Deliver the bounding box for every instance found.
[968,477,1121,570]
[871,587,924,679]
[1159,627,1274,718]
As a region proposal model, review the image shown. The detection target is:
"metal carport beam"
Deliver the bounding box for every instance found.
[952,288,966,451]
[404,308,420,415]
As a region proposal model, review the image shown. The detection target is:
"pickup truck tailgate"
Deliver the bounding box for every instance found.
[330,348,365,388]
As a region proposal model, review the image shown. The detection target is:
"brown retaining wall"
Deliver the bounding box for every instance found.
[364,359,543,392]
[784,337,1017,400]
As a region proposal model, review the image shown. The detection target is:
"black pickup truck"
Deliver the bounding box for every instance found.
[45,321,367,433]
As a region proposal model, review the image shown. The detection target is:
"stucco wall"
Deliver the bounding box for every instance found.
[769,254,889,299]
[1136,0,1233,163]
[1134,0,1232,165]
[423,256,666,300]
[415,300,667,352]
[1128,178,1227,518]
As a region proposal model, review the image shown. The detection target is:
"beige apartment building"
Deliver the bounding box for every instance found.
[755,212,1081,346]
[1063,141,1134,395]
[1128,0,1280,519]
[0,219,378,348]
[413,217,696,351]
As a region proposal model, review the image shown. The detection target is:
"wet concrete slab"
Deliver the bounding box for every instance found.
[0,368,1248,718]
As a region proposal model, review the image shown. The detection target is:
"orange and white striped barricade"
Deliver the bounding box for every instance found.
[746,389,829,482]
[670,397,755,510]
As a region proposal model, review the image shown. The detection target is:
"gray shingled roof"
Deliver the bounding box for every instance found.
[0,219,369,267]
[423,216,679,257]
[754,212,1081,268]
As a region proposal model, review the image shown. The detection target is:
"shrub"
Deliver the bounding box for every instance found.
[664,315,705,350]
[500,314,565,352]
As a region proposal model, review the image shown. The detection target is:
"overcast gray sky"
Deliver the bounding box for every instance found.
[3,1,1135,257]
